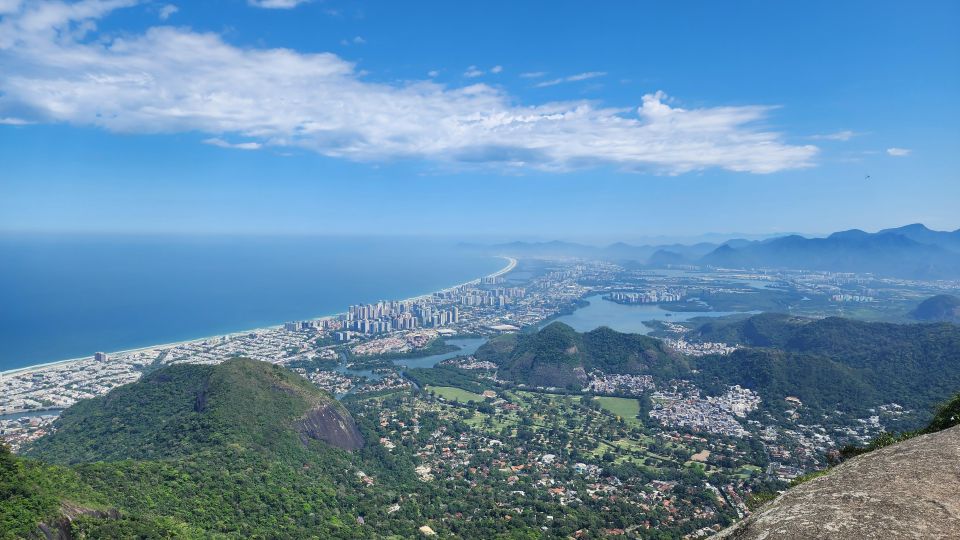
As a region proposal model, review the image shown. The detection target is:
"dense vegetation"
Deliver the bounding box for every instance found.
[10,359,376,538]
[476,322,682,389]
[405,365,487,394]
[687,313,960,427]
[910,294,960,322]
[481,315,960,430]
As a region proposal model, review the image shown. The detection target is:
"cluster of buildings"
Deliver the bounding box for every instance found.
[606,288,686,304]
[350,330,440,357]
[343,301,459,335]
[356,387,750,536]
[830,293,875,302]
[650,384,757,438]
[0,413,60,452]
[665,338,739,357]
[584,372,654,395]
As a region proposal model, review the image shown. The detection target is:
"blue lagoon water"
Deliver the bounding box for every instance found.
[548,294,751,334]
[0,234,503,371]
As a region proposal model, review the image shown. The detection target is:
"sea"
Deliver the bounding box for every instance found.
[0,234,503,372]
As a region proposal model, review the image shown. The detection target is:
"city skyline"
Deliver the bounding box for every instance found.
[1,0,958,239]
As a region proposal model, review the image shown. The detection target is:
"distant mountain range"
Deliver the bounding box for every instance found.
[470,224,960,279]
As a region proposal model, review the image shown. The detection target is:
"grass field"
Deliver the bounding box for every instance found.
[595,396,641,424]
[426,385,485,403]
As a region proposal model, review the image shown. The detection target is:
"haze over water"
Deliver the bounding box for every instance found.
[0,234,502,371]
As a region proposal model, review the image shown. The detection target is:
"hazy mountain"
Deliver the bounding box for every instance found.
[878,223,960,252]
[910,294,960,323]
[467,239,722,262]
[700,226,960,279]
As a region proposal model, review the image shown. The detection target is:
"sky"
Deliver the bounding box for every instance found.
[0,0,958,243]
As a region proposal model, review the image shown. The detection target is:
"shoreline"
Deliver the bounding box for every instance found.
[1,256,517,377]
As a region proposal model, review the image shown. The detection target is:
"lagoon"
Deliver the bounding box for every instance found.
[548,294,750,334]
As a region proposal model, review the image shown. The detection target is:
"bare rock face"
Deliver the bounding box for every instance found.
[295,401,364,451]
[717,425,960,539]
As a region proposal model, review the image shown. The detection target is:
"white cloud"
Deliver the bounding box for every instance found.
[463,65,484,78]
[519,71,546,79]
[157,4,177,20]
[535,71,606,88]
[248,0,309,8]
[490,65,502,74]
[203,137,262,150]
[0,2,818,174]
[886,147,911,157]
[0,0,23,15]
[0,116,31,124]
[340,36,365,46]
[811,130,856,141]
[427,70,439,78]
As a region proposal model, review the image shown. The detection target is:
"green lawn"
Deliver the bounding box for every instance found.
[426,385,485,403]
[595,396,641,424]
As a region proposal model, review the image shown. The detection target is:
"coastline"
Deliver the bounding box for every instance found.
[1,256,517,378]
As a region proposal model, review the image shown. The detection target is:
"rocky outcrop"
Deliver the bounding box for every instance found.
[295,402,364,451]
[717,425,960,539]
[38,503,121,540]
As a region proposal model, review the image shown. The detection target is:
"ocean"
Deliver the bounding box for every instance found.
[0,234,502,372]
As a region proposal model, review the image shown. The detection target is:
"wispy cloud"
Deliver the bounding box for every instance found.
[0,2,817,174]
[535,71,607,88]
[519,71,546,79]
[886,147,911,157]
[203,138,263,151]
[158,4,177,20]
[811,130,856,141]
[490,65,502,74]
[248,0,309,8]
[463,65,485,78]
[340,35,365,46]
[0,116,32,125]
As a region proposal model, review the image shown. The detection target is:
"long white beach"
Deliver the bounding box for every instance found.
[1,256,517,377]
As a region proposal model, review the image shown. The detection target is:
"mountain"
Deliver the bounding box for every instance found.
[463,239,722,263]
[481,316,960,428]
[647,248,690,266]
[700,226,960,279]
[716,424,960,539]
[910,294,960,323]
[474,322,683,389]
[878,223,960,252]
[7,358,368,538]
[28,357,363,463]
[689,313,960,423]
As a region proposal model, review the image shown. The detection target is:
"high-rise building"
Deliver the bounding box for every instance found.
[94,351,109,362]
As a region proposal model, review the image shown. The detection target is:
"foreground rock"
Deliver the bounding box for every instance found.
[717,425,960,539]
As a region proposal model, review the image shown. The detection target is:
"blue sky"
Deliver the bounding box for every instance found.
[1,0,957,242]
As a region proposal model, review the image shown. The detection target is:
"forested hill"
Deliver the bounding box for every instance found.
[688,313,960,426]
[5,359,371,538]
[475,322,684,389]
[480,316,960,429]
[910,294,960,323]
[27,358,363,464]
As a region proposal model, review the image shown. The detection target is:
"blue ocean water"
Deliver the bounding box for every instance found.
[0,234,502,371]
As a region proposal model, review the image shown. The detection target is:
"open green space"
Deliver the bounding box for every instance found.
[425,385,485,403]
[595,396,641,424]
